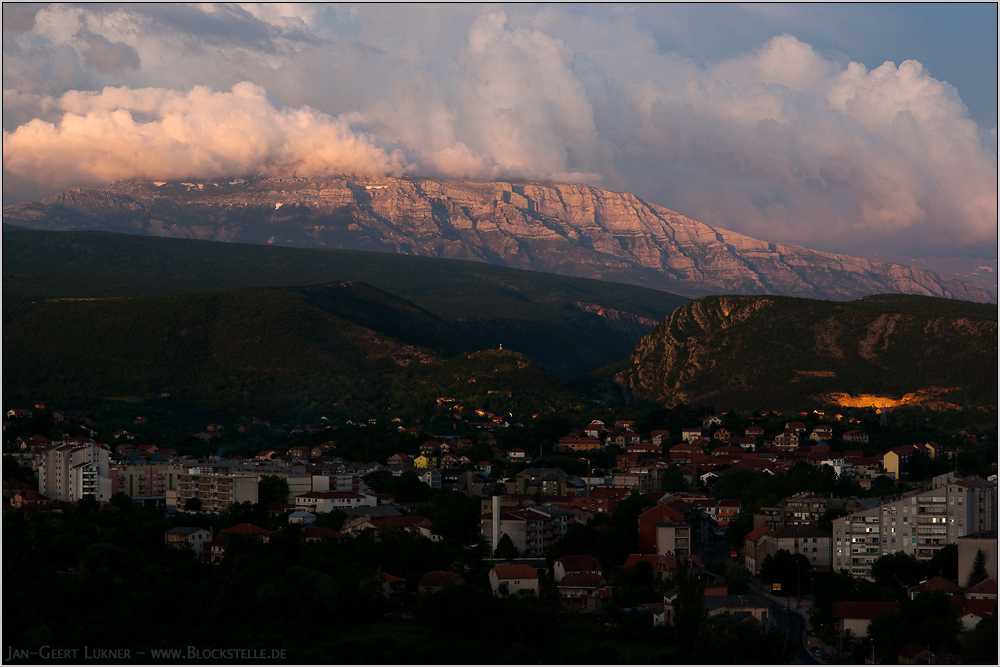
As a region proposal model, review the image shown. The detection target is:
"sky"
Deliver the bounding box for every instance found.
[3,2,997,259]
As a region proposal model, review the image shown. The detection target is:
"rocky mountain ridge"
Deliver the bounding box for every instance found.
[4,175,995,303]
[612,294,998,410]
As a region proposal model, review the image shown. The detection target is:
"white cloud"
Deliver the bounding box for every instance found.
[2,5,996,257]
[2,82,409,195]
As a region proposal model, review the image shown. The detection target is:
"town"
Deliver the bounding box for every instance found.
[3,403,997,664]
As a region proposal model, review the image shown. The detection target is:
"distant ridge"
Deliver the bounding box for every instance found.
[4,174,995,303]
[612,294,998,410]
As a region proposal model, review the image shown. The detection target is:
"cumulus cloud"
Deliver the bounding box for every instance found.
[2,4,996,257]
[2,82,409,194]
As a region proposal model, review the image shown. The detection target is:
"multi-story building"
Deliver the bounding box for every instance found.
[832,473,997,579]
[39,443,112,502]
[173,466,259,514]
[655,522,692,557]
[757,525,833,572]
[112,464,184,505]
[482,502,575,556]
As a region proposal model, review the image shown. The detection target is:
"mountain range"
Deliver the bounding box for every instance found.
[4,175,995,304]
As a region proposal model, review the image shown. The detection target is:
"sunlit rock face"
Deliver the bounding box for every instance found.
[3,175,996,304]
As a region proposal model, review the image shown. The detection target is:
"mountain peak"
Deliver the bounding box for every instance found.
[4,175,995,304]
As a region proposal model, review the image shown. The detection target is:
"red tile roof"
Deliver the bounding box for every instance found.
[555,554,601,573]
[491,563,538,580]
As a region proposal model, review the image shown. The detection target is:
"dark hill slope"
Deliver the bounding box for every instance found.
[613,294,998,410]
[2,284,580,419]
[2,226,688,378]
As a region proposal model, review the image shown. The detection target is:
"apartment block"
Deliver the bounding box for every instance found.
[112,464,184,504]
[39,443,112,502]
[173,467,259,514]
[832,473,997,579]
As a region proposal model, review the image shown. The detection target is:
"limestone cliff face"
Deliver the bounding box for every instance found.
[4,175,995,303]
[613,294,998,410]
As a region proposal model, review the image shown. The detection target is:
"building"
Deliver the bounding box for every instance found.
[165,526,212,555]
[557,437,601,453]
[294,491,377,513]
[655,522,692,557]
[831,601,899,637]
[113,464,184,505]
[489,563,540,596]
[743,525,773,574]
[553,555,602,582]
[39,443,112,503]
[832,473,997,579]
[482,502,575,557]
[173,467,259,514]
[757,525,833,572]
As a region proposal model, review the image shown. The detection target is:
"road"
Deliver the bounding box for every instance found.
[698,539,818,665]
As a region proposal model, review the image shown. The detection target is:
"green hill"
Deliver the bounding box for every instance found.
[612,294,998,411]
[2,283,583,422]
[2,226,689,378]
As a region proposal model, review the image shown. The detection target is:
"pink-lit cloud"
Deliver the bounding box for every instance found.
[2,4,996,258]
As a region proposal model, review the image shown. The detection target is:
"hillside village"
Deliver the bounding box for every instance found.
[3,403,997,664]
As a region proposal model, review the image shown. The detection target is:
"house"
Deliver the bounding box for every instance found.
[638,503,687,553]
[489,563,540,597]
[883,445,917,479]
[651,430,671,446]
[702,416,722,428]
[584,421,605,438]
[377,571,407,600]
[964,578,997,600]
[713,429,732,442]
[745,426,764,439]
[287,511,317,525]
[743,524,772,574]
[810,425,834,441]
[785,422,807,435]
[557,572,609,611]
[843,430,869,444]
[413,455,436,469]
[896,644,934,664]
[165,526,212,555]
[831,601,899,637]
[703,594,773,627]
[558,436,601,453]
[681,428,704,443]
[553,554,602,582]
[417,570,464,594]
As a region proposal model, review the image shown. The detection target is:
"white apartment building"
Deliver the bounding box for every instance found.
[833,473,997,579]
[39,443,112,502]
[173,466,259,514]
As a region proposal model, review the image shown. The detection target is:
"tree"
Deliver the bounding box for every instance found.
[968,548,990,587]
[871,551,924,594]
[183,497,202,513]
[724,561,752,594]
[257,475,289,505]
[672,556,707,655]
[760,549,811,597]
[109,492,133,512]
[494,533,519,560]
